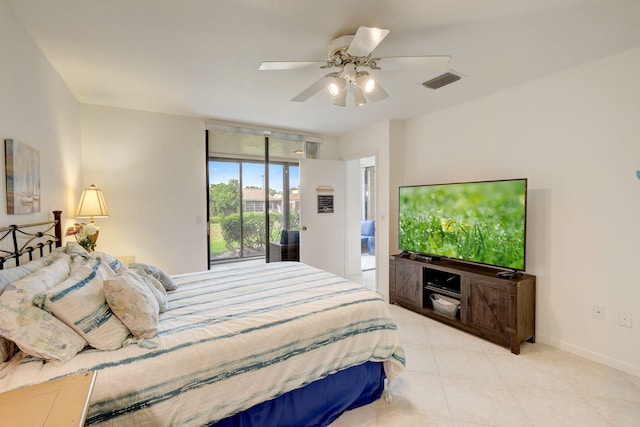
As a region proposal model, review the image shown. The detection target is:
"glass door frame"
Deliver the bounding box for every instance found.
[207,131,300,266]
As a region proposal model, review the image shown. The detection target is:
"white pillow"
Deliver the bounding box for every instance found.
[0,250,62,295]
[0,255,87,363]
[37,258,130,351]
[104,270,159,339]
[93,251,126,273]
[0,255,56,361]
[133,269,168,313]
[64,241,90,259]
[129,262,177,291]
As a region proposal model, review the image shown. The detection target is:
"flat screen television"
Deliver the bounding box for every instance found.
[398,178,527,271]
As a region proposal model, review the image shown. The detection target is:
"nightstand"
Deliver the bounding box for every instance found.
[0,371,97,427]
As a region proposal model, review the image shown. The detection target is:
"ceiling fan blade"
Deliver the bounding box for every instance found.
[346,27,390,57]
[291,74,334,102]
[259,61,325,71]
[365,80,388,103]
[376,56,450,71]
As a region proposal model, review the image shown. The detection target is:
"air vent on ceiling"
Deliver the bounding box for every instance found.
[423,72,461,90]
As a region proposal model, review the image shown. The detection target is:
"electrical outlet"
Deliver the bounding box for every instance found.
[618,312,633,328]
[593,305,606,320]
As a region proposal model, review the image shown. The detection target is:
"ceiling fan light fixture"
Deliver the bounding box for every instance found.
[334,87,347,106]
[353,85,367,106]
[356,74,376,93]
[260,26,454,108]
[328,82,340,96]
[343,63,357,80]
[364,80,389,102]
[328,77,345,97]
[364,78,375,93]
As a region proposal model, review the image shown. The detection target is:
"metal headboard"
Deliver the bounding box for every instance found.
[0,211,62,269]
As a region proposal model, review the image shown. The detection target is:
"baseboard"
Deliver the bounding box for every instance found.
[536,334,640,377]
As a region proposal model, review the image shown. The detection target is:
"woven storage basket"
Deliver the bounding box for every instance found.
[430,293,460,318]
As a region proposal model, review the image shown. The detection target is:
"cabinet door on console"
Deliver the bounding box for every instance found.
[464,278,513,341]
[392,259,422,310]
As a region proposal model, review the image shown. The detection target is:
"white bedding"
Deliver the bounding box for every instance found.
[0,261,405,426]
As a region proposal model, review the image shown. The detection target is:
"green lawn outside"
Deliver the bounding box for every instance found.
[209,221,228,256]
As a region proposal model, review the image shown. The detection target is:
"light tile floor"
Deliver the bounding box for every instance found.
[359,264,376,291]
[227,261,639,426]
[331,304,640,427]
[362,254,376,271]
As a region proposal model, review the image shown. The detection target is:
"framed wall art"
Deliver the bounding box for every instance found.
[4,139,41,214]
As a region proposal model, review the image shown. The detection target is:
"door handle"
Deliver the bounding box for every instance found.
[302,226,307,231]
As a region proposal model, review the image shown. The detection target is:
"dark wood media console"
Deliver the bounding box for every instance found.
[389,254,536,354]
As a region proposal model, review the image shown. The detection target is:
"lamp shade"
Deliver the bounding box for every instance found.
[75,184,110,222]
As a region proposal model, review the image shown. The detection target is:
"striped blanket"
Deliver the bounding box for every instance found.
[0,262,405,426]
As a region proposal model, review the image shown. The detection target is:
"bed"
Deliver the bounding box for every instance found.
[0,212,405,426]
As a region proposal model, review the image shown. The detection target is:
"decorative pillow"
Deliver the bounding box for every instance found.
[361,220,375,236]
[37,258,130,351]
[129,262,177,291]
[68,251,116,278]
[65,241,90,259]
[0,250,62,295]
[93,251,125,274]
[133,269,168,313]
[0,255,87,363]
[104,270,159,339]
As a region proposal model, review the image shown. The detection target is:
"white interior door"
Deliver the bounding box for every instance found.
[299,158,345,277]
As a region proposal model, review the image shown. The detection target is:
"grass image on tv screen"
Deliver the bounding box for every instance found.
[399,180,526,269]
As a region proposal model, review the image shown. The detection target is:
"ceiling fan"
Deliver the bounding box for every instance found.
[258,26,450,107]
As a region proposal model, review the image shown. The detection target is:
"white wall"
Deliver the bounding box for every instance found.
[0,0,81,229]
[400,47,640,375]
[338,120,396,301]
[344,158,361,280]
[317,136,339,160]
[80,105,340,275]
[80,104,207,274]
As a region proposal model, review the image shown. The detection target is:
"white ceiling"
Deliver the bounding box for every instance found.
[7,0,640,136]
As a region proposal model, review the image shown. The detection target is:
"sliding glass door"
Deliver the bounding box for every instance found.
[241,161,268,258]
[266,162,300,243]
[209,159,242,260]
[209,159,300,262]
[207,128,304,264]
[208,158,265,261]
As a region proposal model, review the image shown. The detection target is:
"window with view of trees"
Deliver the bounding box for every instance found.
[209,159,300,262]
